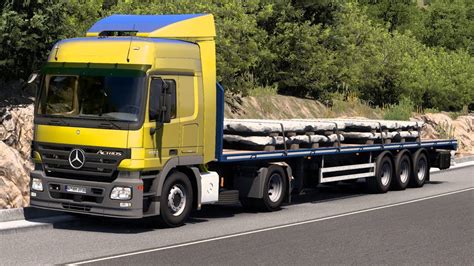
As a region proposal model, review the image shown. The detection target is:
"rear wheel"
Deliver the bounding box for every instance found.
[410,151,429,188]
[392,152,411,190]
[156,171,193,228]
[368,155,393,193]
[241,165,287,212]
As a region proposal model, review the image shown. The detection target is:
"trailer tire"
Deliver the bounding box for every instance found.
[410,151,429,188]
[241,165,287,212]
[392,152,411,190]
[156,171,193,228]
[368,155,393,193]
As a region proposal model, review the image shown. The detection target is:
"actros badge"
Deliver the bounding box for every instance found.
[69,149,86,169]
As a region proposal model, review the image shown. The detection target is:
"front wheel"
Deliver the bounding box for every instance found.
[156,171,193,228]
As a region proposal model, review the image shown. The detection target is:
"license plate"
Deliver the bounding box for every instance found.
[65,185,86,194]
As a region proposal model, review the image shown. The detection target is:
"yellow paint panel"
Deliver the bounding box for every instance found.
[36,125,128,148]
[143,14,216,38]
[198,41,217,163]
[178,76,195,118]
[51,39,155,65]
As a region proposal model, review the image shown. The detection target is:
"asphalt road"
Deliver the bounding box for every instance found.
[0,166,472,265]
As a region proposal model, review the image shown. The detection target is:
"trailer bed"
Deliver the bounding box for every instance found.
[218,139,457,162]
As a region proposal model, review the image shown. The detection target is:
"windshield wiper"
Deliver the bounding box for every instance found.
[47,117,69,126]
[98,117,121,130]
[78,115,121,129]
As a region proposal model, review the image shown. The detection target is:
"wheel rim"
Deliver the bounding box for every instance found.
[417,158,427,181]
[380,162,392,186]
[167,184,186,217]
[268,173,284,203]
[400,159,410,183]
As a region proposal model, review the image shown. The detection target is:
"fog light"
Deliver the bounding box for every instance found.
[110,187,132,200]
[31,178,43,191]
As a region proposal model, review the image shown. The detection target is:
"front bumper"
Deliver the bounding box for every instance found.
[29,170,145,219]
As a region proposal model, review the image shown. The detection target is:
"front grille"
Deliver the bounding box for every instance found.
[62,203,92,212]
[51,191,104,204]
[35,142,130,182]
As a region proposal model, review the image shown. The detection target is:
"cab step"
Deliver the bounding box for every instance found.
[218,190,239,205]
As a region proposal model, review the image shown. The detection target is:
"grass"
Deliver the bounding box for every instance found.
[317,92,382,119]
[435,122,456,139]
[383,97,414,121]
[247,85,278,97]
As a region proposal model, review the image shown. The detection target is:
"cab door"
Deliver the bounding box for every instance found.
[143,75,180,167]
[178,75,200,156]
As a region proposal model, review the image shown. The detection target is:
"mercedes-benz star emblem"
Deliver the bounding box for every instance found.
[69,149,85,169]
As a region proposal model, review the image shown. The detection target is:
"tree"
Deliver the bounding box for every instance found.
[423,0,473,54]
[0,0,102,81]
[110,0,272,95]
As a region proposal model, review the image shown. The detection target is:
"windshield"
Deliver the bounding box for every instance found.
[37,63,148,122]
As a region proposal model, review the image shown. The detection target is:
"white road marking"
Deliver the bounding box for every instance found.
[431,161,474,173]
[70,187,474,265]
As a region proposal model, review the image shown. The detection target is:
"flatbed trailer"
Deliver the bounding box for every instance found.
[209,84,456,206]
[29,14,457,227]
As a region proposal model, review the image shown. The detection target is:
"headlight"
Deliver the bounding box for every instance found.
[31,178,43,191]
[110,187,132,200]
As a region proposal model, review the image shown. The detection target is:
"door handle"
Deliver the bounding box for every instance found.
[169,149,178,156]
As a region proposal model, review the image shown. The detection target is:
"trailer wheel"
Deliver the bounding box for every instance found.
[410,151,429,188]
[368,155,393,193]
[392,152,411,190]
[156,171,193,228]
[241,165,287,212]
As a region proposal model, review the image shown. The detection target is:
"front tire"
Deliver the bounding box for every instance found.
[157,171,193,228]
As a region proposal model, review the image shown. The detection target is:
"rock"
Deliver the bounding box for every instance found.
[0,104,34,209]
[413,113,474,155]
[0,105,34,159]
[0,141,33,208]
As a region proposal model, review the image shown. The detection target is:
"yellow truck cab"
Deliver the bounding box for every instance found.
[30,14,457,227]
[31,14,221,226]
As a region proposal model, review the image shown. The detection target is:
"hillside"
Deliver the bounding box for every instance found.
[225,95,383,120]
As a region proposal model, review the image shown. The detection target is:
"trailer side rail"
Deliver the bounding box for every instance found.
[219,140,457,162]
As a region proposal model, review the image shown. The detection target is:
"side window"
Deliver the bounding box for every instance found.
[149,78,177,121]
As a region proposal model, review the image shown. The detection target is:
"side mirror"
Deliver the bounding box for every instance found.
[149,77,172,135]
[161,92,172,123]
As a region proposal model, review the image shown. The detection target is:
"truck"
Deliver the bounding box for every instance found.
[29,14,457,227]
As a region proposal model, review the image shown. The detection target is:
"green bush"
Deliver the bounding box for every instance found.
[383,97,415,121]
[0,0,102,80]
